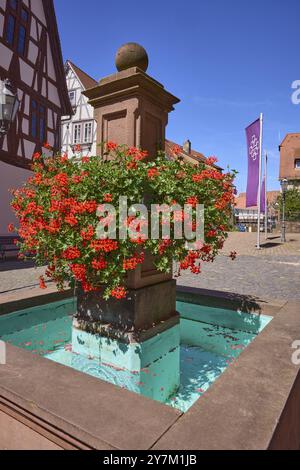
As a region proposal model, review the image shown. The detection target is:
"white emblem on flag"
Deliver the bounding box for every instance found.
[249,134,259,161]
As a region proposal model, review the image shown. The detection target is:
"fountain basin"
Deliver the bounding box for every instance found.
[0,288,299,450]
[0,295,272,412]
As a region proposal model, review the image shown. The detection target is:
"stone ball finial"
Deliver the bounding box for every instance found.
[115,43,149,72]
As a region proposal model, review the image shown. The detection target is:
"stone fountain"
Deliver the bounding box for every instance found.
[72,43,181,401]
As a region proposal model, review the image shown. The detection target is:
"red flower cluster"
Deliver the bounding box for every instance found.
[90,239,119,253]
[70,263,86,282]
[147,168,159,179]
[123,252,144,271]
[180,251,201,273]
[39,276,47,289]
[111,286,127,299]
[158,239,172,255]
[126,147,148,161]
[107,141,118,151]
[172,145,181,156]
[192,168,223,183]
[206,156,218,166]
[32,152,42,161]
[11,143,236,300]
[92,256,107,270]
[186,196,198,208]
[63,247,81,260]
[103,193,113,203]
[43,142,52,150]
[81,225,94,241]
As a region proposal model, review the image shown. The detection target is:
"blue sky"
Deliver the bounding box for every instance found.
[54,0,300,193]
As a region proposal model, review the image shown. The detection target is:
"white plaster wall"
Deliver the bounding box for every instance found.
[0,161,32,235]
[48,82,60,107]
[19,58,34,87]
[30,0,46,26]
[0,42,13,70]
[47,38,57,82]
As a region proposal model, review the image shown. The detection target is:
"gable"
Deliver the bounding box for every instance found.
[42,0,72,115]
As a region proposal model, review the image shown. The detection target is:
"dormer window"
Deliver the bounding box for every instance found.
[295,159,300,169]
[69,90,76,107]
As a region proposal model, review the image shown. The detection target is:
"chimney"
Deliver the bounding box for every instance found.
[183,139,191,154]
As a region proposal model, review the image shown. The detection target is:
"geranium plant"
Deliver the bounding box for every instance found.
[10,143,236,299]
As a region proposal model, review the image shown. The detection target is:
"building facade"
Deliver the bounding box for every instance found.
[279,133,300,189]
[234,191,280,231]
[61,61,97,156]
[0,0,71,235]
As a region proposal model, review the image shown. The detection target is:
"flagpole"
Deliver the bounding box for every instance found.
[256,113,263,249]
[265,152,268,239]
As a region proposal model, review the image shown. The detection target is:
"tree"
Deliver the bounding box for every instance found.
[276,188,300,221]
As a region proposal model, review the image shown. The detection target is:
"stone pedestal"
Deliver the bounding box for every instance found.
[77,44,181,401]
[84,67,179,160]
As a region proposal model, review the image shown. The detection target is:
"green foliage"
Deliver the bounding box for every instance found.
[11,144,236,299]
[276,188,300,221]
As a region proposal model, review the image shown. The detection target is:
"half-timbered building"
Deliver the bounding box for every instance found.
[0,0,71,235]
[61,60,97,156]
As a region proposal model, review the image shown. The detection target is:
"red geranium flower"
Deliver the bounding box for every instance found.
[103,193,113,203]
[111,286,127,299]
[43,142,52,150]
[39,276,47,289]
[147,168,159,179]
[107,141,117,151]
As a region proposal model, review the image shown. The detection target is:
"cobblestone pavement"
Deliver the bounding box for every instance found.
[0,261,46,295]
[0,233,300,301]
[178,232,300,301]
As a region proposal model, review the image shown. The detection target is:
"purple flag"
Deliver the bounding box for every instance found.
[246,119,261,207]
[260,176,266,213]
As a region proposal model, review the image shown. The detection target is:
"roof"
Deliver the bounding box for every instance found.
[67,61,98,90]
[42,0,73,116]
[235,191,280,210]
[165,139,223,170]
[279,133,300,148]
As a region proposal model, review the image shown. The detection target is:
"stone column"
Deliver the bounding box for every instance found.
[72,43,181,402]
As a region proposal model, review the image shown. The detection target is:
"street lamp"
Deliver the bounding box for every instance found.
[0,79,20,136]
[280,178,288,243]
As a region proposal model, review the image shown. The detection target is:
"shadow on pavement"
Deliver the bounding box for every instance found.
[0,259,36,272]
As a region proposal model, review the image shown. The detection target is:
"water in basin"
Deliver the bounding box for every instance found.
[0,297,272,412]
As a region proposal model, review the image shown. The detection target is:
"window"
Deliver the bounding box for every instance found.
[83,122,93,143]
[73,123,82,144]
[9,0,17,9]
[17,24,26,54]
[69,91,76,107]
[5,14,15,45]
[21,7,28,23]
[31,100,37,138]
[295,159,300,169]
[5,1,29,57]
[30,99,46,143]
[39,105,46,143]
